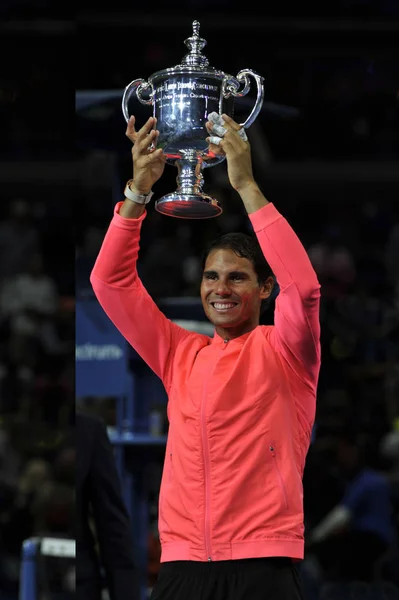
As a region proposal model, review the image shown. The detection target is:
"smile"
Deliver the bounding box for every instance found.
[210,302,238,312]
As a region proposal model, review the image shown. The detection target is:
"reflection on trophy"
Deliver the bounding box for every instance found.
[122,21,264,219]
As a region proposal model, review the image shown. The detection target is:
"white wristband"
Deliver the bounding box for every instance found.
[124,180,154,205]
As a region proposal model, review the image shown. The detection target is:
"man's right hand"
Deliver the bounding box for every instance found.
[126,115,166,194]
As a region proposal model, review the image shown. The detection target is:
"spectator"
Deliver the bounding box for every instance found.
[0,251,59,380]
[306,430,396,582]
[0,192,74,598]
[0,456,53,584]
[76,412,139,600]
[0,199,39,282]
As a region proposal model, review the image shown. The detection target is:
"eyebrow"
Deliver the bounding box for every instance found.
[203,270,249,278]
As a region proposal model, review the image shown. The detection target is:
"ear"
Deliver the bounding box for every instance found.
[259,276,275,300]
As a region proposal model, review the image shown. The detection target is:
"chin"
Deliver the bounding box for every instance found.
[208,314,241,328]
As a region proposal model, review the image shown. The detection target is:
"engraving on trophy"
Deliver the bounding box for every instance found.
[153,75,223,156]
[122,20,264,219]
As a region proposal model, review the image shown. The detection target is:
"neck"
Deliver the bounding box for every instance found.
[215,320,258,341]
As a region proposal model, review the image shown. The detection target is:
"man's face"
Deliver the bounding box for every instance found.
[200,248,273,339]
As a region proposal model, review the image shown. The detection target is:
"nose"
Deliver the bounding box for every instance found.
[214,280,232,296]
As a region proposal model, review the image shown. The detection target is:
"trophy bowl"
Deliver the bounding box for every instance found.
[122,20,264,219]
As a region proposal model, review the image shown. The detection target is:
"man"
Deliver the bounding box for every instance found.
[90,113,321,599]
[76,411,140,600]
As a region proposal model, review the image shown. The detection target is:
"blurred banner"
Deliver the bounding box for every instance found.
[76,298,128,398]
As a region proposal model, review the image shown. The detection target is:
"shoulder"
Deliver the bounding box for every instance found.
[257,325,274,334]
[364,469,390,490]
[174,329,212,353]
[353,469,389,494]
[253,325,275,341]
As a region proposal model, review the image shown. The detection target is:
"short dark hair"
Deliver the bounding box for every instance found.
[202,232,273,285]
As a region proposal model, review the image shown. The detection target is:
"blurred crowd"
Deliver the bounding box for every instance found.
[298,198,399,595]
[0,198,74,420]
[0,198,75,599]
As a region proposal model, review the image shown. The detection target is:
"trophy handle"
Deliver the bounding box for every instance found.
[121,78,154,123]
[222,69,264,129]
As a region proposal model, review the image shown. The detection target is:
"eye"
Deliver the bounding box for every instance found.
[231,275,243,281]
[204,273,217,280]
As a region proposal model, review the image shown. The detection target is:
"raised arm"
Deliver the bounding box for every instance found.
[249,204,321,382]
[90,116,191,384]
[206,113,321,388]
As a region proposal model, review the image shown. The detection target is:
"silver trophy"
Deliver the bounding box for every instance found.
[122,20,264,219]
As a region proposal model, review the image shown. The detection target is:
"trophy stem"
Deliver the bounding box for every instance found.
[155,151,222,219]
[176,151,205,195]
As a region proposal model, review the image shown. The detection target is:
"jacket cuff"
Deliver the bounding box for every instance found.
[111,201,147,230]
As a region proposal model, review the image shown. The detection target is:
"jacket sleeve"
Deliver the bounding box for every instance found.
[89,417,140,600]
[90,202,192,386]
[249,203,321,392]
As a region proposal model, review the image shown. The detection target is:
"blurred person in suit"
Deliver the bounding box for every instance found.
[76,411,140,600]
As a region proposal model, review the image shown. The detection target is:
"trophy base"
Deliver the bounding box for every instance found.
[155,193,222,219]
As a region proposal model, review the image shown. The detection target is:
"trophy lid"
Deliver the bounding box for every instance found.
[148,20,225,82]
[177,20,212,70]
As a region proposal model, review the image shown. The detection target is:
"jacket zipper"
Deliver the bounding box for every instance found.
[201,338,229,561]
[269,444,288,509]
[201,376,213,561]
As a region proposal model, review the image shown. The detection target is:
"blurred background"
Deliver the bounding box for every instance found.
[0,6,75,600]
[0,198,75,600]
[1,0,399,599]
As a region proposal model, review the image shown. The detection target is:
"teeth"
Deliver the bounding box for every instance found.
[213,303,236,310]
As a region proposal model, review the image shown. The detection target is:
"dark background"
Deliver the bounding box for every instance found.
[0,1,398,598]
[0,6,75,600]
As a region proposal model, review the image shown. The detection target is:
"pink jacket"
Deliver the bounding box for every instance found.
[91,202,321,562]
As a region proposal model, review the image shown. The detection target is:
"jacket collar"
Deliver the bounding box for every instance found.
[211,329,253,346]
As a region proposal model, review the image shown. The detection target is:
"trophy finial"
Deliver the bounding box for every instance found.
[180,20,209,68]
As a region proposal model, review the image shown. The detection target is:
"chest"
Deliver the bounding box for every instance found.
[171,339,288,422]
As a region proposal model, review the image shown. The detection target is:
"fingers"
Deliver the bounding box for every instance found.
[127,116,162,158]
[221,114,248,141]
[206,136,226,157]
[208,136,224,147]
[147,148,166,163]
[210,124,227,137]
[220,113,242,132]
[125,115,138,143]
[138,129,159,153]
[207,112,240,131]
[206,112,248,145]
[206,112,227,136]
[205,112,249,155]
[126,116,157,146]
[136,116,157,141]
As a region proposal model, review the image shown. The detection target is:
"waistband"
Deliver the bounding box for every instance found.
[159,557,292,577]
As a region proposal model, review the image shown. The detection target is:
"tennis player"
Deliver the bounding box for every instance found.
[90,113,321,600]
